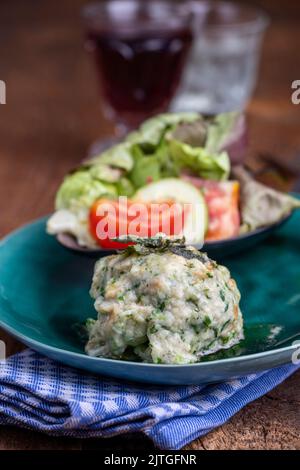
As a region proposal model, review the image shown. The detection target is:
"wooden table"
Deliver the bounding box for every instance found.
[0,0,299,450]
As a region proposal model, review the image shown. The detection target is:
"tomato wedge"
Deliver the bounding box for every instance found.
[203,181,240,241]
[182,176,240,241]
[89,198,187,249]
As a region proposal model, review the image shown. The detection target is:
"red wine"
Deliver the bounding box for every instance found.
[87,25,193,126]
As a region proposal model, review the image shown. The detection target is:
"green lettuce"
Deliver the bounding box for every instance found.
[55,171,117,210]
[205,112,241,154]
[87,142,134,172]
[54,112,239,212]
[89,163,122,183]
[168,139,230,181]
[130,153,162,188]
[233,166,300,232]
[168,119,208,148]
[127,112,199,149]
[129,140,180,188]
[115,177,135,197]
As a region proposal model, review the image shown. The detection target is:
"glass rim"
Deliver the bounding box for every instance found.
[189,0,270,36]
[82,0,194,23]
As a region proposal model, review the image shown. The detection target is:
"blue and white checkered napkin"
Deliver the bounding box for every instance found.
[0,349,298,449]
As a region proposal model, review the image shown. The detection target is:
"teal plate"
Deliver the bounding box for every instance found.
[0,214,300,385]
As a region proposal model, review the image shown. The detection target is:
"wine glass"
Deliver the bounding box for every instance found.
[82,0,194,154]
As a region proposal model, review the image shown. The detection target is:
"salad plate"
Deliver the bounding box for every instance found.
[57,211,292,260]
[0,212,300,385]
[204,212,292,259]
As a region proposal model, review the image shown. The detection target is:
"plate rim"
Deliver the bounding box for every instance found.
[56,212,293,254]
[204,212,292,247]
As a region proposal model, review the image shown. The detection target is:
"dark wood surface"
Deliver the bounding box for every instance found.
[0,0,299,450]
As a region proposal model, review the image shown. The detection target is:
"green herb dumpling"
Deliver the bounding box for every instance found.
[85,237,244,364]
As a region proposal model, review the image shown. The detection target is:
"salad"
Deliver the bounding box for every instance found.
[47,112,300,249]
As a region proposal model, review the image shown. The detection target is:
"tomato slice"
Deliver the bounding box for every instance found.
[89,198,186,249]
[182,176,240,241]
[203,181,240,241]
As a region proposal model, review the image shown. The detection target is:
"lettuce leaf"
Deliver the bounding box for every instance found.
[54,112,239,213]
[205,112,244,155]
[233,166,300,231]
[115,177,135,197]
[89,163,122,183]
[129,140,180,188]
[86,142,134,172]
[55,171,117,210]
[168,139,230,181]
[127,112,199,149]
[130,154,162,188]
[169,119,208,148]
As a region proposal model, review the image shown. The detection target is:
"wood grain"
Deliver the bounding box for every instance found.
[0,0,300,451]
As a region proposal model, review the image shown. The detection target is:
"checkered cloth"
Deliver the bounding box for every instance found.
[0,349,298,449]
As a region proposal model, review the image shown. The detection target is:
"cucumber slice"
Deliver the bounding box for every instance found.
[133,178,207,244]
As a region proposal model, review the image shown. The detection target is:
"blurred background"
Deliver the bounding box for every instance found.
[0,0,299,238]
